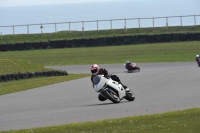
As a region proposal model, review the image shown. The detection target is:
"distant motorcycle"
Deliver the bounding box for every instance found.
[196,58,200,67]
[124,62,140,73]
[93,75,135,103]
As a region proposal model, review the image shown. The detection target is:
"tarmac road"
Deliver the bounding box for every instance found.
[0,62,200,131]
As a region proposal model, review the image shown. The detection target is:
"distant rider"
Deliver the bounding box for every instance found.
[90,64,130,101]
[124,61,137,70]
[196,55,200,67]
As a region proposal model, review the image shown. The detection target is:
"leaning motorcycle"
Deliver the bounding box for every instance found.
[93,75,135,103]
[124,62,140,73]
[196,58,200,67]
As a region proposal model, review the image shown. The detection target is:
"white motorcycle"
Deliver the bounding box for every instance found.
[93,75,135,103]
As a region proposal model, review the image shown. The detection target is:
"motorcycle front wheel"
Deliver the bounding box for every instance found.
[103,88,120,103]
[125,90,135,101]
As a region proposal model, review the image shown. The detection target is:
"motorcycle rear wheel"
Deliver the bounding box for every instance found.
[125,90,135,101]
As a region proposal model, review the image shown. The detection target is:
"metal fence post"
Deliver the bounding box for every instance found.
[97,20,98,31]
[110,20,112,31]
[166,17,168,30]
[180,16,182,26]
[40,24,43,36]
[124,19,126,32]
[82,21,84,35]
[13,26,15,35]
[69,22,71,33]
[153,17,154,28]
[55,23,57,34]
[138,18,140,29]
[27,25,29,35]
[194,15,196,26]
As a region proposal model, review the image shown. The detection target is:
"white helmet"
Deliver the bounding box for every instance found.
[126,61,130,63]
[90,64,99,75]
[196,55,199,57]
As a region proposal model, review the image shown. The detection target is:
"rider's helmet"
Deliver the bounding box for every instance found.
[126,61,130,63]
[196,55,199,58]
[90,64,100,75]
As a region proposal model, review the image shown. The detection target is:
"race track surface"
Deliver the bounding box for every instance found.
[0,62,200,131]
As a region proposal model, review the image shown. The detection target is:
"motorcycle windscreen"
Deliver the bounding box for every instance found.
[93,75,107,92]
[93,75,102,85]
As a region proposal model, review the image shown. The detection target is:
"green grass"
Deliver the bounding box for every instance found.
[1,41,199,95]
[0,59,50,75]
[1,108,199,133]
[0,25,200,44]
[0,59,90,95]
[0,41,199,66]
[0,74,90,96]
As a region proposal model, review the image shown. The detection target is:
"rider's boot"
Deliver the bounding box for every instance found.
[119,82,130,93]
[124,86,131,93]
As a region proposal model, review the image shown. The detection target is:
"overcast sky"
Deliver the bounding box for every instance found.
[0,0,120,7]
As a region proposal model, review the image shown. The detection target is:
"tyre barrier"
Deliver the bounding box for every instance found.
[179,34,188,41]
[0,44,8,51]
[106,37,115,45]
[147,35,156,43]
[98,37,107,46]
[24,42,33,50]
[155,34,164,42]
[188,33,197,41]
[0,70,68,82]
[171,33,180,42]
[6,44,16,51]
[81,38,90,47]
[163,34,172,42]
[197,33,200,40]
[90,38,99,47]
[114,36,123,45]
[139,35,148,43]
[41,41,49,49]
[130,35,138,44]
[32,42,41,49]
[123,36,132,44]
[0,32,200,52]
[66,40,74,47]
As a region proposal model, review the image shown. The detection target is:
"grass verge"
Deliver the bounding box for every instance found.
[0,59,50,75]
[0,41,200,66]
[1,25,200,44]
[0,41,200,95]
[1,108,199,133]
[0,59,90,96]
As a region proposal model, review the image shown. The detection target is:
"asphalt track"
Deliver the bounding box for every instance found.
[0,62,200,131]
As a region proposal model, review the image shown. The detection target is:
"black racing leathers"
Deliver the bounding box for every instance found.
[125,62,132,70]
[196,57,200,66]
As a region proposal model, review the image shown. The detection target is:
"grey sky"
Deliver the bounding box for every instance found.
[0,0,120,7]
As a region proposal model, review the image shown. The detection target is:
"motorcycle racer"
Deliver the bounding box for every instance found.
[90,64,130,101]
[196,55,200,67]
[124,61,137,70]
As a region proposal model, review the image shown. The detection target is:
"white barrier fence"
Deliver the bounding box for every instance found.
[0,15,200,35]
